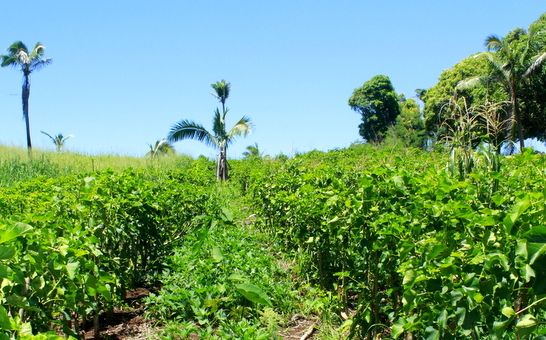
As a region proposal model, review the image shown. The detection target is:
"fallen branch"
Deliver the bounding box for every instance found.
[300,322,317,340]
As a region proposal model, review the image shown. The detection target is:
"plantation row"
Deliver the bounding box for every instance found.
[0,168,218,338]
[240,146,546,338]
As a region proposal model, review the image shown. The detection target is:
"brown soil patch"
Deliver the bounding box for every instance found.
[279,314,319,340]
[83,288,157,339]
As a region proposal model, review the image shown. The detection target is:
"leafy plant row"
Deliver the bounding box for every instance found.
[244,146,546,338]
[0,168,218,338]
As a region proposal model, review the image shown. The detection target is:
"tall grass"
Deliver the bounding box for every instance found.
[0,145,199,186]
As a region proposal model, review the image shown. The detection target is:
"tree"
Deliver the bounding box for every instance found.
[348,75,400,143]
[459,28,546,149]
[40,131,73,152]
[423,54,506,142]
[146,139,175,158]
[242,143,261,159]
[385,97,426,148]
[168,80,252,180]
[1,42,52,153]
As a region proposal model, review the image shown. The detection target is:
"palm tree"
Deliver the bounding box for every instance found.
[242,143,261,159]
[1,41,52,153]
[146,139,175,158]
[40,131,73,152]
[168,80,252,180]
[460,29,546,150]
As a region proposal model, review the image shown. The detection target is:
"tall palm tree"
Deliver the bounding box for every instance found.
[1,41,52,153]
[460,29,546,150]
[40,131,73,152]
[168,80,252,180]
[146,139,175,158]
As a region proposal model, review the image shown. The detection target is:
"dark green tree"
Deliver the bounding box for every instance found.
[1,41,52,153]
[168,80,251,180]
[349,75,400,143]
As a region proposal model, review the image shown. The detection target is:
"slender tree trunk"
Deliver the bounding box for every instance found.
[22,72,32,155]
[510,82,525,151]
[217,145,228,181]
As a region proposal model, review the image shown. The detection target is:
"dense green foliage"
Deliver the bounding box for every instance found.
[146,200,297,338]
[349,75,401,143]
[424,13,546,148]
[243,144,546,338]
[423,54,507,141]
[0,167,218,338]
[385,98,426,148]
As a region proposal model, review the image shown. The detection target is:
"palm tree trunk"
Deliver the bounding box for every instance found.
[510,81,525,151]
[217,145,228,181]
[22,73,32,154]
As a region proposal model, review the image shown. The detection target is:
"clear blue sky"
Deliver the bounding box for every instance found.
[0,2,544,158]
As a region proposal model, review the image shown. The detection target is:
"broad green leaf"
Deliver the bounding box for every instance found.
[403,270,416,285]
[391,320,405,339]
[503,198,530,234]
[0,265,11,279]
[228,273,246,282]
[524,264,536,282]
[0,306,12,330]
[0,246,15,260]
[515,239,527,260]
[425,326,440,340]
[502,306,516,318]
[211,247,223,263]
[473,292,484,303]
[437,309,448,330]
[530,243,546,265]
[221,207,233,223]
[0,223,32,244]
[19,322,33,336]
[516,314,537,329]
[235,283,272,307]
[493,319,511,335]
[66,262,79,280]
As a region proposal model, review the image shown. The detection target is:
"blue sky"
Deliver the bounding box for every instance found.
[0,2,544,158]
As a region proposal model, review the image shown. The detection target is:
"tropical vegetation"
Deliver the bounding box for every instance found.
[0,10,546,340]
[168,80,252,180]
[40,131,73,152]
[1,41,51,153]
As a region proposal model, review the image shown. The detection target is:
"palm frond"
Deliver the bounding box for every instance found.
[29,58,52,72]
[485,35,502,51]
[484,53,510,80]
[168,119,217,147]
[147,138,175,158]
[227,116,252,143]
[523,52,546,78]
[40,130,55,142]
[7,41,27,55]
[456,76,484,91]
[212,108,226,138]
[211,79,231,104]
[30,43,46,59]
[0,55,17,68]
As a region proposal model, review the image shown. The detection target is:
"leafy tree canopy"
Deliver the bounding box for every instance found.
[349,75,400,143]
